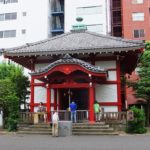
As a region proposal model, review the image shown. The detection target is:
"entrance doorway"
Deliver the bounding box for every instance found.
[59,88,89,110]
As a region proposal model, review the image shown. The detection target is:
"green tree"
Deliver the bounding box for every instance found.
[0,62,30,130]
[0,79,19,130]
[0,62,30,111]
[134,41,150,125]
[9,66,30,111]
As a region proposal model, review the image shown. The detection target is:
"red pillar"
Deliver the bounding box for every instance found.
[47,84,51,122]
[54,89,57,110]
[116,59,122,111]
[89,86,95,122]
[30,77,34,112]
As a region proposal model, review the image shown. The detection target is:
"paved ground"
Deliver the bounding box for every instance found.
[0,133,150,150]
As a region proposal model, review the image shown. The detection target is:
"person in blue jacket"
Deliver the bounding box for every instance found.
[69,101,77,123]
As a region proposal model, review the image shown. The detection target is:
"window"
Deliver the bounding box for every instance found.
[77,6,103,15]
[0,0,4,4]
[0,31,3,38]
[0,30,16,38]
[0,12,17,21]
[0,14,4,21]
[22,12,27,16]
[5,12,17,20]
[134,29,145,38]
[132,12,144,21]
[5,0,18,4]
[132,0,143,4]
[21,29,26,34]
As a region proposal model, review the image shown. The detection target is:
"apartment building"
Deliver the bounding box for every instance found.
[122,0,150,40]
[110,0,150,40]
[0,0,49,48]
[0,0,110,49]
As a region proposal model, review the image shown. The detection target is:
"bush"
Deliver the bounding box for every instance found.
[7,114,18,131]
[126,106,147,134]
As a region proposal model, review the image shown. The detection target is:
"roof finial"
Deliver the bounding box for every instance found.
[76,17,83,22]
[71,17,87,32]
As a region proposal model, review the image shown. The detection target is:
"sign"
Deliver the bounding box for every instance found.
[127,110,134,121]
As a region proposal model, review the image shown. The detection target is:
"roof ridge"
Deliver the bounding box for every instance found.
[85,31,143,45]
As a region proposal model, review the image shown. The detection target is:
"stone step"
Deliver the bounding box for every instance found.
[17,122,116,136]
[19,125,51,129]
[73,132,119,135]
[73,123,107,127]
[17,131,52,135]
[23,125,51,128]
[73,122,106,126]
[73,125,110,129]
[18,127,52,131]
[73,128,114,132]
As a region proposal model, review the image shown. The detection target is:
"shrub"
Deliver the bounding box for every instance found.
[126,106,147,134]
[7,114,18,131]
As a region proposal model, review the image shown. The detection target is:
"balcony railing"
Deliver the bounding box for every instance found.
[51,11,64,16]
[19,111,127,124]
[51,5,64,15]
[51,28,64,33]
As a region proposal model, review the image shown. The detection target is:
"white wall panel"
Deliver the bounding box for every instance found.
[101,106,118,112]
[107,71,117,81]
[34,86,46,103]
[96,84,118,102]
[95,61,116,69]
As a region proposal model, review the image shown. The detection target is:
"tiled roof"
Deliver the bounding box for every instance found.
[4,30,144,56]
[30,54,107,75]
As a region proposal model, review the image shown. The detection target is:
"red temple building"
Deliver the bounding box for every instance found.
[4,29,144,121]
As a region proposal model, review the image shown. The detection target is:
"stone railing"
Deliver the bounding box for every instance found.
[19,111,127,124]
[100,112,127,123]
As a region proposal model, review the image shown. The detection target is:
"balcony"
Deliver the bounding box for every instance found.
[51,6,64,16]
[51,11,64,16]
[51,28,64,33]
[111,0,121,10]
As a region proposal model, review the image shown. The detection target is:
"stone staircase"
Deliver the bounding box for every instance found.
[17,122,118,135]
[72,122,118,135]
[17,123,52,135]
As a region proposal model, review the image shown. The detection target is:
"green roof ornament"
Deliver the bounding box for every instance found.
[72,17,87,31]
[76,17,83,22]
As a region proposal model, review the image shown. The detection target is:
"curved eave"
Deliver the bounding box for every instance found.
[30,63,107,80]
[30,64,107,75]
[4,46,144,57]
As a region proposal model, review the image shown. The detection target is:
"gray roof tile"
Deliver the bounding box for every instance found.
[4,30,144,56]
[30,54,107,76]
